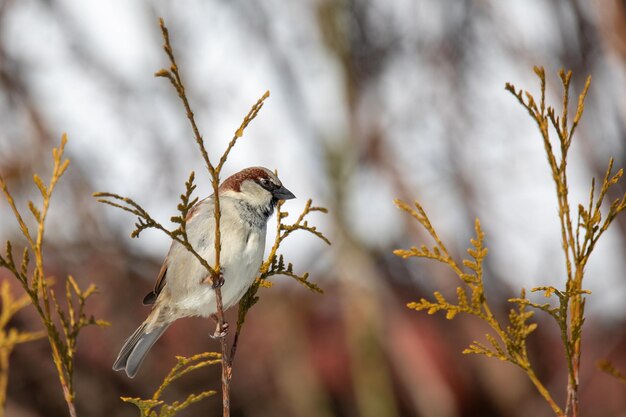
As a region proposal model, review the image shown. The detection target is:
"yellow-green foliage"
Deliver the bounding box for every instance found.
[0,135,109,417]
[395,67,626,417]
[394,204,546,404]
[237,198,330,329]
[0,281,45,417]
[121,352,222,417]
[95,18,329,417]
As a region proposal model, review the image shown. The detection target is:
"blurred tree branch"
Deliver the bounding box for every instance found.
[0,135,109,417]
[397,67,626,417]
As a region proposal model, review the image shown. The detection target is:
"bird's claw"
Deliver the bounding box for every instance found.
[210,321,229,339]
[211,272,225,289]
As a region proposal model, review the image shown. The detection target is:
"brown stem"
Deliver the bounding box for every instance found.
[157,18,232,416]
[209,129,230,417]
[210,272,230,417]
[219,328,231,417]
[47,331,75,417]
[157,20,272,416]
[565,270,584,417]
[565,325,581,417]
[60,376,77,417]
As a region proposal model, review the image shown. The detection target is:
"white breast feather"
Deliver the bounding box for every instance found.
[162,196,266,317]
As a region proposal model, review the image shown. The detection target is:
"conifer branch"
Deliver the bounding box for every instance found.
[397,68,617,417]
[121,352,221,417]
[0,135,108,417]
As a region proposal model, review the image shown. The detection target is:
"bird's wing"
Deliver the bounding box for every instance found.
[142,196,215,306]
[142,259,168,305]
[186,196,212,221]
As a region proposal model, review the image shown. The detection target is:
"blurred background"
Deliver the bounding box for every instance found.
[1,0,626,416]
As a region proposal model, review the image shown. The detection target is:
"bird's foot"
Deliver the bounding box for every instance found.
[209,320,229,339]
[209,272,225,289]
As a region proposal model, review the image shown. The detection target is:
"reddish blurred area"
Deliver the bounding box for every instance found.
[3,247,626,417]
[2,1,626,417]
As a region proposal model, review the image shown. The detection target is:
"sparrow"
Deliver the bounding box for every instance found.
[113,167,296,378]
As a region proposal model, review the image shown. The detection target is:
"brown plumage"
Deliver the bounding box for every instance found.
[219,167,273,192]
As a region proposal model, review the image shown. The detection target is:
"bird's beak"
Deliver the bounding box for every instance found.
[272,186,296,200]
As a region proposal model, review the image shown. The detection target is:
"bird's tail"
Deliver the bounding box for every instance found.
[113,322,169,378]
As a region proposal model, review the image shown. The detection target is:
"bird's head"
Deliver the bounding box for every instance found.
[219,167,295,210]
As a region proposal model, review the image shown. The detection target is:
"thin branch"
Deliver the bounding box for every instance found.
[98,19,326,417]
[0,135,107,417]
